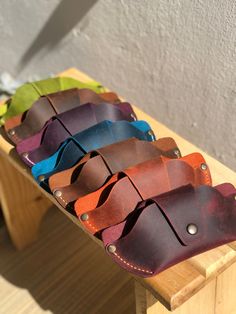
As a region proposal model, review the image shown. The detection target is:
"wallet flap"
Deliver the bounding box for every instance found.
[103,184,236,277]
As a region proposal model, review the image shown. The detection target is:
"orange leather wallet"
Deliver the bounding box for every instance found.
[75,153,212,234]
[49,137,181,208]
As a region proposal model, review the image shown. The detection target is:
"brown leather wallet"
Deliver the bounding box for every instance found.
[5,88,120,143]
[75,152,212,234]
[102,183,236,277]
[49,137,181,208]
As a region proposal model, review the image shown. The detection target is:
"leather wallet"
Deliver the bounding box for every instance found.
[5,88,120,143]
[49,137,181,208]
[0,77,105,125]
[31,120,155,188]
[75,153,212,234]
[16,102,137,166]
[102,183,236,277]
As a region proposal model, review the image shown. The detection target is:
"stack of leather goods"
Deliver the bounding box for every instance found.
[2,76,236,278]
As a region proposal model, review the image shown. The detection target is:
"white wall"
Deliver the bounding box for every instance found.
[0,0,235,169]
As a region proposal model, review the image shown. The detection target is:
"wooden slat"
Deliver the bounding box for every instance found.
[215,262,236,314]
[141,261,205,311]
[0,68,235,311]
[146,280,216,314]
[189,246,236,279]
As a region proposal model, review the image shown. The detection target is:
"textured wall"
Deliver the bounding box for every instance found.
[0,0,235,169]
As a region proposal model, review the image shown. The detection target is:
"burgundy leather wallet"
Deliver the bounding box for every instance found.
[75,152,212,234]
[16,102,136,166]
[102,183,236,277]
[6,88,120,144]
[49,137,181,208]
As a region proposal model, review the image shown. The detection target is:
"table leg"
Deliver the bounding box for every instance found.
[0,155,51,249]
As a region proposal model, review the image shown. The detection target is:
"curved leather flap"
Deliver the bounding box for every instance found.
[17,103,139,166]
[4,90,120,137]
[102,184,236,277]
[48,137,180,201]
[75,152,211,234]
[31,120,154,184]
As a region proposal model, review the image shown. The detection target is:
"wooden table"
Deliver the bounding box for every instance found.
[0,68,235,314]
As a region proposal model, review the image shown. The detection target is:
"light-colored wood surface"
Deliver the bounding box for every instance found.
[0,154,51,249]
[0,68,235,312]
[215,263,236,314]
[146,280,216,314]
[0,208,135,314]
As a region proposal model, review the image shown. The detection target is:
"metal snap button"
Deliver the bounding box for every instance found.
[38,175,45,182]
[54,190,62,198]
[187,224,198,235]
[174,149,181,157]
[8,129,15,136]
[200,163,207,171]
[80,213,89,221]
[107,244,116,253]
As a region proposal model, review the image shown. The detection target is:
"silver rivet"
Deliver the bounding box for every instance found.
[174,149,180,157]
[38,175,45,182]
[80,213,89,221]
[8,129,15,136]
[107,244,116,253]
[187,224,198,235]
[131,113,137,121]
[201,163,207,170]
[22,152,28,159]
[54,190,62,197]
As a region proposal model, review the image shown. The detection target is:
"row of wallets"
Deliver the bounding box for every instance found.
[1,76,236,278]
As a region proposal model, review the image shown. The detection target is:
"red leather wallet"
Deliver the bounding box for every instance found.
[75,152,212,234]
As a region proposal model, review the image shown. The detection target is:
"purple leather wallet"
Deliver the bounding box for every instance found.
[102,183,236,277]
[16,102,136,166]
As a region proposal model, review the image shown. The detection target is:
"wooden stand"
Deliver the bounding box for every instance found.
[0,153,51,250]
[0,68,235,313]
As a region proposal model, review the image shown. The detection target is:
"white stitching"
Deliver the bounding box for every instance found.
[113,251,153,274]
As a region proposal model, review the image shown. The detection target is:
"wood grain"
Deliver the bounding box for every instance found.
[0,208,135,314]
[0,154,51,249]
[215,263,236,314]
[146,280,216,314]
[142,261,205,310]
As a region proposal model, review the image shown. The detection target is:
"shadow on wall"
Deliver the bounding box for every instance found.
[18,0,98,72]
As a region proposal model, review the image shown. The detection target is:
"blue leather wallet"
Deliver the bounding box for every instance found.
[31,120,155,189]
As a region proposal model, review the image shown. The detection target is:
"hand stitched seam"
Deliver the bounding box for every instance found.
[58,191,99,232]
[57,194,67,206]
[24,154,34,166]
[113,252,153,274]
[85,220,98,232]
[57,193,75,212]
[193,162,211,185]
[11,132,20,143]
